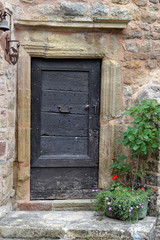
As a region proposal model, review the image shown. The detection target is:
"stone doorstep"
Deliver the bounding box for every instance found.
[16,199,94,211]
[0,211,157,240]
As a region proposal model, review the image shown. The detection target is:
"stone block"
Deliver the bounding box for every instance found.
[8,94,15,111]
[0,96,7,108]
[16,180,28,200]
[145,173,158,185]
[141,10,157,24]
[7,141,15,160]
[110,7,132,20]
[143,158,158,172]
[145,32,160,40]
[101,60,123,121]
[142,40,152,53]
[0,59,4,75]
[0,131,7,140]
[88,2,109,16]
[123,30,142,39]
[145,60,157,69]
[157,58,160,67]
[139,23,151,31]
[2,160,13,178]
[18,128,30,163]
[112,0,129,4]
[149,5,159,12]
[123,86,133,97]
[133,0,147,6]
[20,0,36,3]
[135,85,160,102]
[47,33,109,57]
[153,25,160,33]
[0,202,12,219]
[153,43,160,55]
[123,60,141,69]
[18,90,30,127]
[28,5,55,16]
[123,70,132,84]
[52,199,93,211]
[17,201,52,211]
[124,41,140,53]
[8,127,15,141]
[0,142,6,157]
[133,69,148,85]
[5,67,15,80]
[99,124,125,187]
[7,111,14,127]
[18,166,30,182]
[6,80,14,92]
[150,55,157,60]
[59,2,85,16]
[0,83,5,96]
[2,175,12,196]
[0,211,157,240]
[124,52,136,61]
[0,117,7,128]
[149,0,158,3]
[110,35,119,57]
[150,70,160,84]
[99,125,114,187]
[29,32,48,43]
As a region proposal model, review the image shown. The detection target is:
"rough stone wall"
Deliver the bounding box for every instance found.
[0,0,17,218]
[0,0,160,211]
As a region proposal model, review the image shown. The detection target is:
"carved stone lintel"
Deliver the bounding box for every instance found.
[14,17,131,31]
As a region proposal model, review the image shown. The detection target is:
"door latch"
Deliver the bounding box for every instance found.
[58,106,72,113]
[93,103,97,115]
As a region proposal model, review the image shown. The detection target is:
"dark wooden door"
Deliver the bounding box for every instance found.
[31,58,101,199]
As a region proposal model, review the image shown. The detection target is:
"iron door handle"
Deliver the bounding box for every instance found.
[58,106,72,113]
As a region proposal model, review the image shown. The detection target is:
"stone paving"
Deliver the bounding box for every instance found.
[0,211,157,240]
[156,211,160,240]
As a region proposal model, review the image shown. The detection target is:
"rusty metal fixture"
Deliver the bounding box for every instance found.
[0,8,20,65]
[5,34,20,65]
[58,106,72,113]
[0,10,10,31]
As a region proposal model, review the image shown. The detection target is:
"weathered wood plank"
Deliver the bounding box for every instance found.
[41,90,88,114]
[41,113,88,137]
[32,155,97,168]
[31,167,98,199]
[40,136,88,155]
[42,71,89,92]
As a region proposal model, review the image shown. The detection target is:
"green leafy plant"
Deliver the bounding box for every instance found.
[93,99,159,222]
[110,99,160,187]
[94,184,156,222]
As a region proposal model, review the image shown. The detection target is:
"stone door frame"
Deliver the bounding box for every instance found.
[16,35,123,202]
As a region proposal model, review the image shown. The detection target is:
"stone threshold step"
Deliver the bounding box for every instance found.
[16,199,94,211]
[0,211,157,240]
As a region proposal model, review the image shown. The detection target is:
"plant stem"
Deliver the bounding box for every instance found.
[133,154,140,186]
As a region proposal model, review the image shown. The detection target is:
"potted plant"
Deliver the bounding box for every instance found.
[93,99,159,222]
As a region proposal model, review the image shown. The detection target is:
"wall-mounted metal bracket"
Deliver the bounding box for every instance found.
[5,34,20,65]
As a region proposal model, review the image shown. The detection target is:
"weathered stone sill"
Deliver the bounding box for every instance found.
[0,211,157,240]
[16,199,93,211]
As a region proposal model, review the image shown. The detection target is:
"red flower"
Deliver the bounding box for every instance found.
[112,175,118,180]
[141,187,145,191]
[155,188,157,192]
